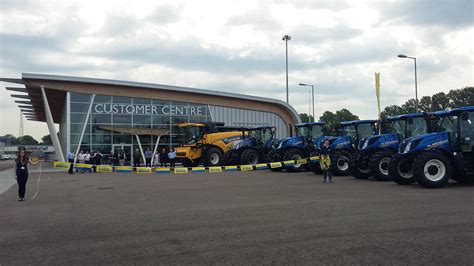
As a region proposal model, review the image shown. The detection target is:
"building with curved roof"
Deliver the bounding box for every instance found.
[1,73,301,163]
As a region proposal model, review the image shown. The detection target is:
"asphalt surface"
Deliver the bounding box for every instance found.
[1,169,473,265]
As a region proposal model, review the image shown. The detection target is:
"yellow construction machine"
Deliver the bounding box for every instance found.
[176,122,243,167]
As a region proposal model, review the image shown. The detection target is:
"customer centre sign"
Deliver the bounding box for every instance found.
[93,103,205,116]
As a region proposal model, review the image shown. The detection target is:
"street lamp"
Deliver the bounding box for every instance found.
[299,83,314,122]
[398,54,418,111]
[282,34,291,104]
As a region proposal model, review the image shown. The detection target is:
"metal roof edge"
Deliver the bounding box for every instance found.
[21,72,301,124]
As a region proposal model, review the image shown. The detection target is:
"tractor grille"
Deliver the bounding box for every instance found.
[399,140,408,153]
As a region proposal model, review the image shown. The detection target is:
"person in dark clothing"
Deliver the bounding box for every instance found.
[92,150,103,172]
[113,152,120,167]
[67,151,75,174]
[133,148,141,170]
[320,139,333,183]
[13,147,42,201]
[144,148,153,167]
[159,148,168,167]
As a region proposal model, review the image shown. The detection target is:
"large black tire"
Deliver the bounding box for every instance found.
[369,150,394,181]
[451,170,474,183]
[240,148,260,165]
[224,150,239,166]
[308,150,322,174]
[388,154,415,185]
[181,158,199,167]
[413,152,453,188]
[282,148,306,172]
[202,147,224,167]
[332,150,352,176]
[349,152,371,179]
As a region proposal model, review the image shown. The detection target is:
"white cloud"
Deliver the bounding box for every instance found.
[0,0,473,141]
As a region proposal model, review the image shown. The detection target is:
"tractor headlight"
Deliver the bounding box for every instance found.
[403,142,412,153]
[232,140,243,149]
[362,139,369,149]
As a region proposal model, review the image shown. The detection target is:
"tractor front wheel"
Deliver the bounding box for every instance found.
[388,154,415,185]
[332,150,352,176]
[240,149,260,165]
[202,147,224,167]
[282,148,306,172]
[349,152,371,179]
[369,150,394,181]
[413,152,452,188]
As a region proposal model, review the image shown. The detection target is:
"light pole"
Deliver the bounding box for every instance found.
[282,34,291,104]
[398,54,418,111]
[299,83,314,122]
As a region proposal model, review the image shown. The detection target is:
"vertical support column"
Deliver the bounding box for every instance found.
[40,85,65,162]
[134,134,146,166]
[66,92,71,157]
[73,94,96,165]
[151,135,162,166]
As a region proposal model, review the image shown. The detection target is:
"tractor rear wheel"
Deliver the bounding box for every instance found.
[388,154,415,185]
[332,150,351,176]
[413,152,452,188]
[202,147,224,167]
[224,150,239,166]
[282,148,306,172]
[349,152,371,179]
[308,151,322,175]
[369,150,394,181]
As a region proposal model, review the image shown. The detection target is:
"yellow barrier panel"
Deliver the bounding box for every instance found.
[116,166,133,173]
[136,167,152,174]
[96,165,112,173]
[310,156,320,161]
[192,167,206,172]
[256,163,268,169]
[155,167,171,174]
[224,166,238,171]
[209,167,223,173]
[75,163,92,169]
[296,159,308,164]
[53,162,70,169]
[174,167,189,174]
[270,162,282,168]
[283,160,295,165]
[240,165,253,171]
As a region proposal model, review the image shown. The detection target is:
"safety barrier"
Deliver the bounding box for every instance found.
[53,156,320,175]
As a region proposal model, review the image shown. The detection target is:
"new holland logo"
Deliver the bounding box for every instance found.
[335,141,350,148]
[427,139,449,148]
[381,140,398,147]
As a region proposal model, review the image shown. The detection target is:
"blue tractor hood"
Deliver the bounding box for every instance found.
[278,135,305,149]
[361,133,399,150]
[399,132,450,154]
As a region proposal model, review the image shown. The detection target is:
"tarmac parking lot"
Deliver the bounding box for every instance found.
[1,169,473,265]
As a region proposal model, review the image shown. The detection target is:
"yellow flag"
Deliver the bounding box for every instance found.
[375,72,381,115]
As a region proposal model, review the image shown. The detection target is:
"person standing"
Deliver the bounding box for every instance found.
[159,148,168,167]
[85,150,92,173]
[145,148,152,167]
[13,147,41,201]
[168,147,177,169]
[133,148,141,170]
[113,151,120,167]
[67,151,75,174]
[320,139,333,183]
[92,150,103,172]
[76,150,86,173]
[118,150,125,166]
[154,152,160,167]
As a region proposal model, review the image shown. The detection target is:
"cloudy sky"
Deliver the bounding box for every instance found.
[1,0,473,140]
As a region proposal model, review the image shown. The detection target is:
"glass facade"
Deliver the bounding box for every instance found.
[69,92,211,163]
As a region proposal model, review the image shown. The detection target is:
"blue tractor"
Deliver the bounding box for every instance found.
[309,120,377,176]
[388,106,474,188]
[349,112,436,181]
[269,122,325,172]
[224,126,275,165]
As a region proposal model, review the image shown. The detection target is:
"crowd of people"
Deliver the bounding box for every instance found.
[66,147,178,174]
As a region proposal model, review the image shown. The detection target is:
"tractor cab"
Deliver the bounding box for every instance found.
[294,122,325,147]
[391,106,474,188]
[332,120,377,150]
[246,126,275,149]
[384,113,436,140]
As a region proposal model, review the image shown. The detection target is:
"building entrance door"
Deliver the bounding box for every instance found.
[112,144,132,166]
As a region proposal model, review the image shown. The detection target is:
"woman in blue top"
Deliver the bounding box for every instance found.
[13,147,42,201]
[168,148,177,169]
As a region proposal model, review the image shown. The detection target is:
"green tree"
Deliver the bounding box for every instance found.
[17,135,38,145]
[430,92,450,111]
[380,105,405,119]
[447,87,474,108]
[419,96,432,113]
[320,108,359,135]
[299,113,314,123]
[0,134,18,145]
[41,134,52,145]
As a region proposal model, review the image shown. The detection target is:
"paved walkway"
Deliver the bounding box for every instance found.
[0,162,64,195]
